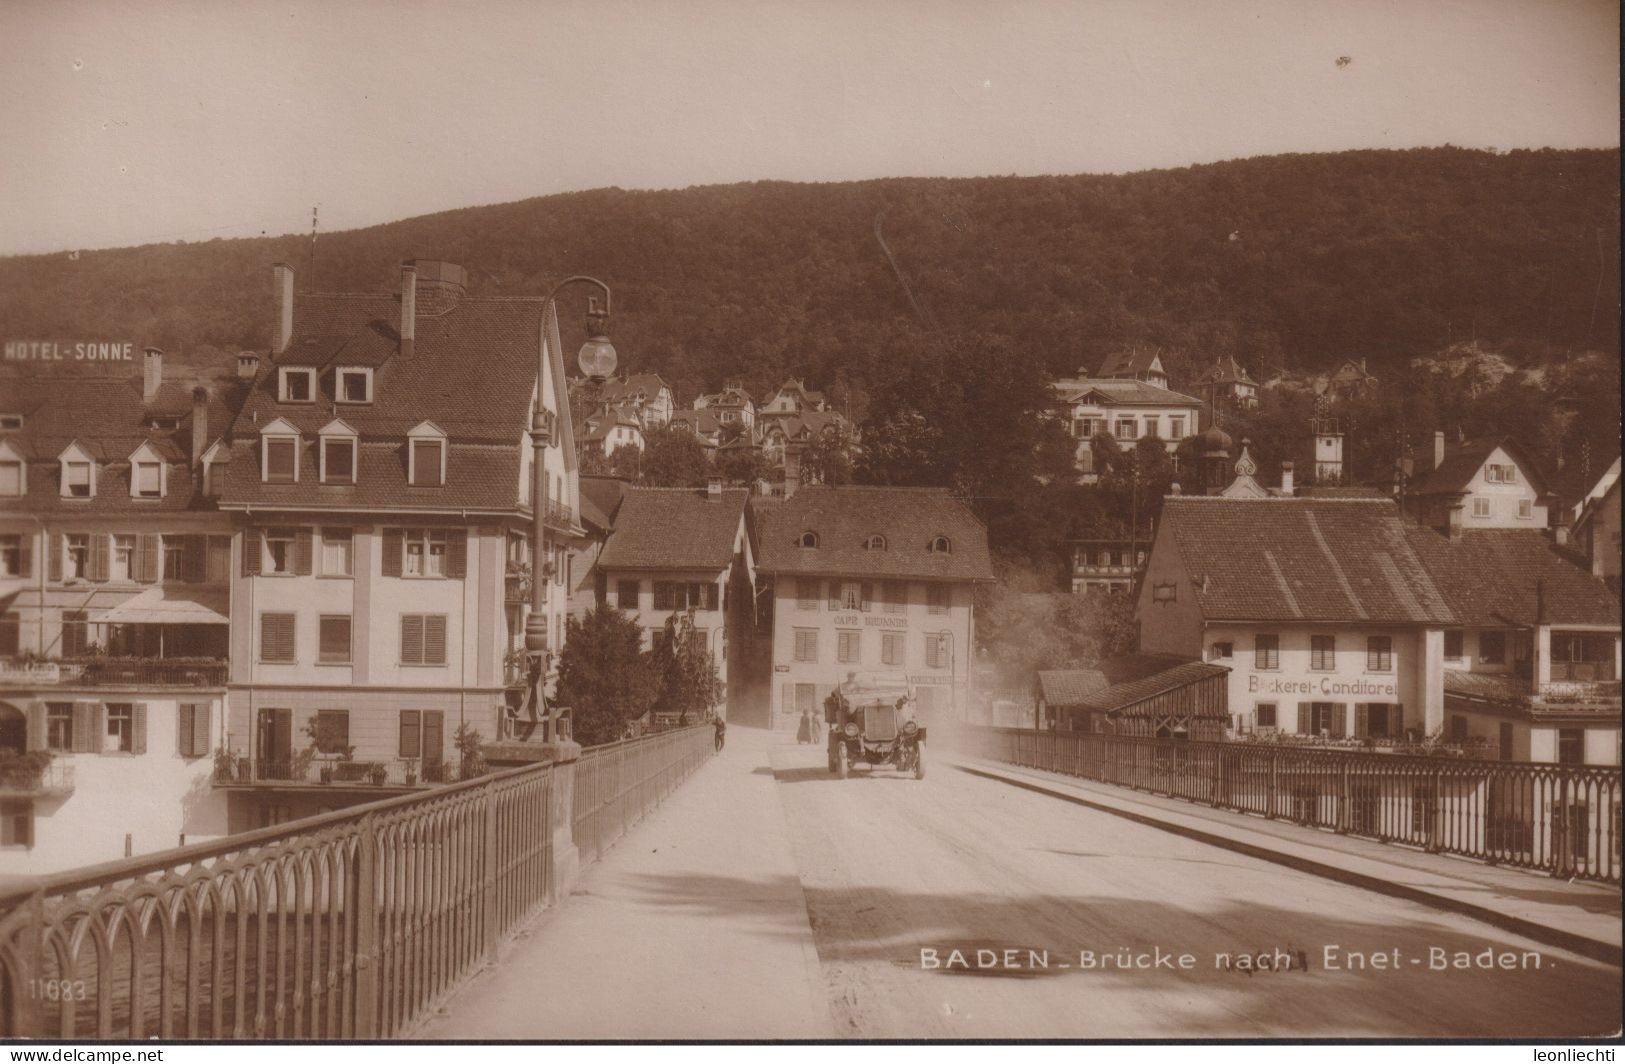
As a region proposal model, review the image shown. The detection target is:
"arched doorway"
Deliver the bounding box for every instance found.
[0,703,26,757]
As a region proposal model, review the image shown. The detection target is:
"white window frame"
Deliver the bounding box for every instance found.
[335,367,374,404]
[407,421,448,488]
[321,527,354,577]
[262,527,296,575]
[112,534,135,582]
[0,534,20,578]
[279,367,316,403]
[1472,497,1491,518]
[63,533,91,581]
[1517,498,1533,520]
[58,443,96,499]
[403,528,449,578]
[1168,416,1185,440]
[318,419,359,485]
[128,442,167,500]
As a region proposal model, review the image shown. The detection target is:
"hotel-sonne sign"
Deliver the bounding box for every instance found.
[4,340,137,362]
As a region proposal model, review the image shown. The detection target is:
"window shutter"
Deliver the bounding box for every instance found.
[195,703,212,757]
[184,536,206,583]
[87,532,109,582]
[178,704,195,756]
[49,534,61,582]
[446,531,467,579]
[27,703,47,752]
[424,711,445,766]
[1392,704,1404,736]
[132,702,148,755]
[72,702,94,753]
[16,536,31,579]
[425,615,447,664]
[1297,702,1311,734]
[1355,704,1369,739]
[781,682,793,717]
[138,534,160,583]
[381,528,403,578]
[827,581,840,610]
[242,530,261,576]
[705,582,719,611]
[859,582,872,612]
[293,529,314,575]
[401,615,424,664]
[652,582,672,610]
[399,710,422,758]
[1330,703,1347,739]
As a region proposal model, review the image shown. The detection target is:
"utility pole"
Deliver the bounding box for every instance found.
[308,206,318,286]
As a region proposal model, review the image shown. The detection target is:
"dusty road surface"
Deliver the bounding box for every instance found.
[766,738,1623,1039]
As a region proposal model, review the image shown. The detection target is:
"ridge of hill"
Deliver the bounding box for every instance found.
[0,147,1617,405]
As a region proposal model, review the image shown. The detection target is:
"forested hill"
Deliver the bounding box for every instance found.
[0,146,1617,403]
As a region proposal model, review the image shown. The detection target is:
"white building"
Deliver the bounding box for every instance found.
[751,486,994,729]
[1050,370,1204,479]
[1401,433,1555,533]
[597,373,674,429]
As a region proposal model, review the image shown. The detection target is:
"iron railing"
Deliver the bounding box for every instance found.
[0,724,713,1039]
[214,758,456,788]
[965,728,1623,884]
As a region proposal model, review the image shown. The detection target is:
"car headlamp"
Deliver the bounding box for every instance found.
[903,720,918,734]
[843,722,859,737]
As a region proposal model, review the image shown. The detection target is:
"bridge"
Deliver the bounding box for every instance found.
[1,722,1619,1039]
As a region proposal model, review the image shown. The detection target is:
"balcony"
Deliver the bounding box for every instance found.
[0,657,228,689]
[1533,678,1620,710]
[0,756,75,798]
[541,498,578,533]
[213,756,454,790]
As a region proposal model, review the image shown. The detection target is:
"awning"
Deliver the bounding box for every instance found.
[98,586,229,625]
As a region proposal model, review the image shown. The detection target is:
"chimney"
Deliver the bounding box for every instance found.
[1279,460,1294,497]
[191,387,209,469]
[142,347,163,400]
[1169,482,1181,496]
[272,263,295,355]
[1433,430,1446,472]
[1076,366,1089,378]
[706,475,723,498]
[236,352,260,379]
[399,262,417,359]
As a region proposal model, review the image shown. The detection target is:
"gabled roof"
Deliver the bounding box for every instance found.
[1572,457,1621,530]
[598,374,670,405]
[1076,658,1231,716]
[752,486,994,581]
[761,378,825,408]
[1404,528,1619,627]
[596,487,748,572]
[670,409,724,437]
[578,475,630,533]
[1408,436,1551,498]
[1054,379,1203,408]
[762,409,847,441]
[1157,496,1456,624]
[1097,348,1164,379]
[1036,669,1108,707]
[1195,355,1258,387]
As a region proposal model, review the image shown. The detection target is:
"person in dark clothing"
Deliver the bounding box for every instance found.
[796,710,814,744]
[713,714,726,751]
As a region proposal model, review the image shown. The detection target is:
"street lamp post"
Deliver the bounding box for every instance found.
[526,276,616,745]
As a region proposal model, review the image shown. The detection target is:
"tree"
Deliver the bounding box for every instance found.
[555,605,659,746]
[977,576,1139,686]
[651,609,724,725]
[716,443,772,486]
[798,423,857,486]
[605,443,642,479]
[639,425,711,487]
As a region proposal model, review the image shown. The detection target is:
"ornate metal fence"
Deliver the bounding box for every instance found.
[967,728,1623,884]
[0,725,712,1039]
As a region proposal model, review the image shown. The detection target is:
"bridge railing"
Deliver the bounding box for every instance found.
[962,727,1622,884]
[0,724,713,1040]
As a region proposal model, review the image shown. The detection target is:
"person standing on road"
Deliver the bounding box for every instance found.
[796,709,813,744]
[713,713,726,752]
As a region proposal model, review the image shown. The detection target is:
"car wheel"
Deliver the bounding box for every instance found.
[914,741,926,780]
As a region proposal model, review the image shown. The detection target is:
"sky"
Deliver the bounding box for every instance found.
[0,0,1617,257]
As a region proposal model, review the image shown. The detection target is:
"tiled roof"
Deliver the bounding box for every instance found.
[0,371,244,513]
[598,374,670,404]
[1407,436,1548,497]
[1572,457,1620,529]
[761,379,825,408]
[762,409,847,440]
[1036,669,1108,707]
[1054,379,1202,407]
[1097,348,1163,379]
[596,487,747,571]
[217,439,522,512]
[1404,528,1620,627]
[670,410,724,438]
[752,486,994,581]
[1158,496,1456,624]
[1077,659,1231,716]
[1195,356,1258,387]
[216,283,572,513]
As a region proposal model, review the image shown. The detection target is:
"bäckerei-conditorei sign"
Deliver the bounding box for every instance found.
[1247,673,1397,698]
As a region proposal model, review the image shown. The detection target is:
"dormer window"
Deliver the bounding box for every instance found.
[0,414,22,431]
[259,417,302,484]
[127,442,167,499]
[58,442,96,499]
[863,535,887,551]
[336,368,373,404]
[928,535,952,554]
[407,421,447,488]
[279,367,315,403]
[797,531,819,548]
[148,416,180,431]
[319,419,359,484]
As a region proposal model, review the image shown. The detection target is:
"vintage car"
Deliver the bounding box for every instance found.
[824,672,925,779]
